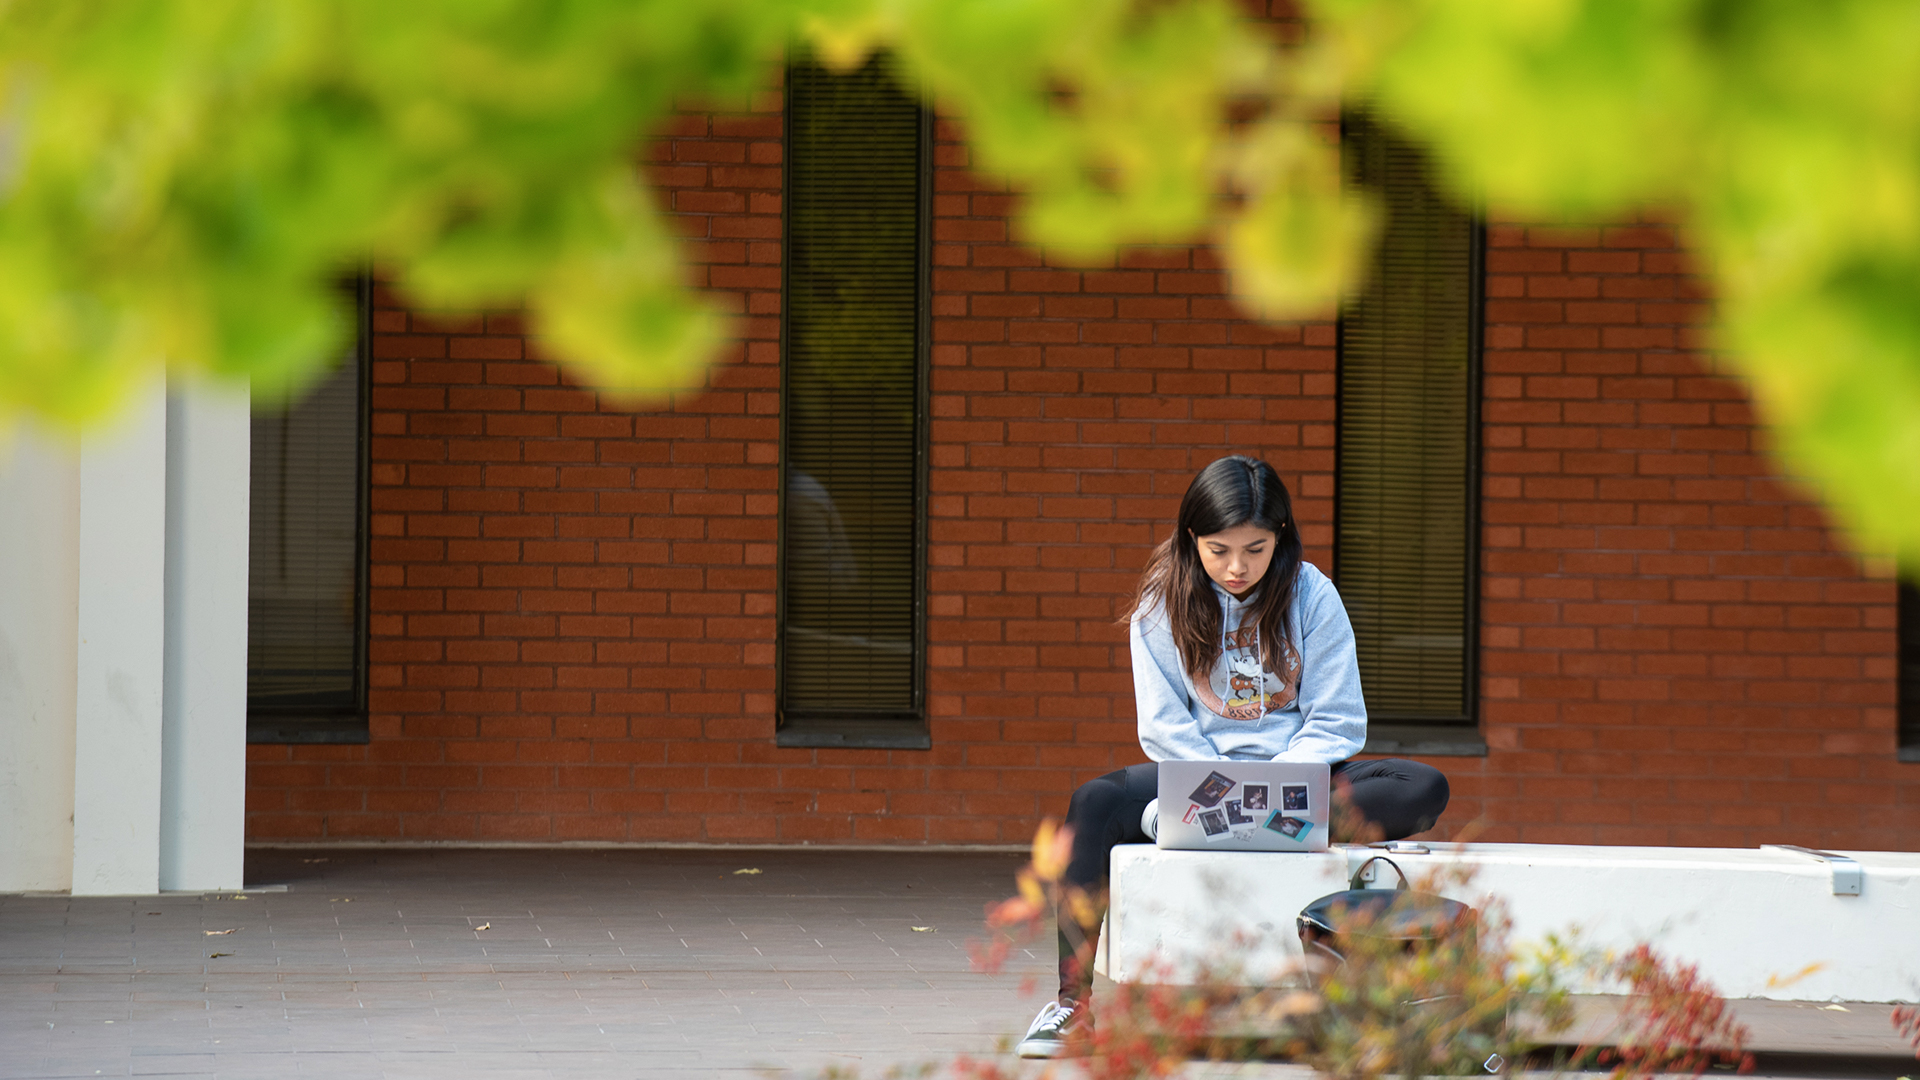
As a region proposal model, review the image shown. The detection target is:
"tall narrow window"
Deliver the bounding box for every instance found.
[778,55,929,749]
[1900,580,1920,761]
[246,281,370,743]
[1335,111,1484,754]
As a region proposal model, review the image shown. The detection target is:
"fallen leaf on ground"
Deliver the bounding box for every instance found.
[302,858,329,863]
[330,898,352,903]
[733,868,762,875]
[209,952,232,959]
[475,923,491,931]
[230,895,248,900]
[911,926,935,932]
[1822,1004,1850,1012]
[204,929,237,936]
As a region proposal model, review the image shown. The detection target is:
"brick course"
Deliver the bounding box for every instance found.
[1457,221,1914,847]
[245,101,1919,851]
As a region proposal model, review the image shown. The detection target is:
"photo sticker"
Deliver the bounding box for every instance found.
[1241,784,1269,812]
[1199,808,1232,840]
[1188,771,1236,808]
[1281,783,1310,812]
[1225,799,1252,826]
[1263,811,1312,841]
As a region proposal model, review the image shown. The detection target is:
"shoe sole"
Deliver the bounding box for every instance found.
[1017,1034,1095,1060]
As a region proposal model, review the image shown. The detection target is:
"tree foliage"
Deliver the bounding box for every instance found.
[1311,0,1920,568]
[0,0,1294,419]
[5,0,1920,564]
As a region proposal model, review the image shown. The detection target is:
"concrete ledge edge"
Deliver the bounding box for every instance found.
[244,839,1032,853]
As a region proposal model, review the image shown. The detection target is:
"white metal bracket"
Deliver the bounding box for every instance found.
[1762,844,1864,896]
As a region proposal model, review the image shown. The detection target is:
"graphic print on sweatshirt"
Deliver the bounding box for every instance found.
[1193,620,1300,721]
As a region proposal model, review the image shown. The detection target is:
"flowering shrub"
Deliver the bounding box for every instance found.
[1586,945,1753,1080]
[863,821,1770,1080]
[1301,872,1756,1080]
[1294,869,1564,1079]
[1894,1004,1920,1057]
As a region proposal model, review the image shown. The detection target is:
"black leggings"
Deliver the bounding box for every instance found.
[1054,758,1450,1001]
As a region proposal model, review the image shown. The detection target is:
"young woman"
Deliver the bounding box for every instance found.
[1016,455,1451,1059]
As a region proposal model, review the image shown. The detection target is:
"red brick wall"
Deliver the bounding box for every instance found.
[245,106,1918,851]
[1451,221,1914,848]
[246,101,791,843]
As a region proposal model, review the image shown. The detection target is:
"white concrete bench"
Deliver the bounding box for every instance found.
[1095,842,1920,1002]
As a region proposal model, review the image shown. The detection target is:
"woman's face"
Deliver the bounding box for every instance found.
[1190,522,1277,599]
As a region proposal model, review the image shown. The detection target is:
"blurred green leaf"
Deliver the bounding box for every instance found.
[7,0,1920,566]
[1309,0,1920,565]
[0,0,1269,425]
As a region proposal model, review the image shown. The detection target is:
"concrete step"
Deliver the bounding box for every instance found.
[1097,842,1920,1002]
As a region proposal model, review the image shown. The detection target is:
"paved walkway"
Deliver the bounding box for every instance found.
[1,848,1047,1079]
[1,848,1914,1080]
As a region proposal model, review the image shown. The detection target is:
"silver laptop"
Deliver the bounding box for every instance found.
[1156,761,1331,852]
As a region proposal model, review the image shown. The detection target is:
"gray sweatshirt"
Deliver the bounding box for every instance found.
[1130,561,1366,763]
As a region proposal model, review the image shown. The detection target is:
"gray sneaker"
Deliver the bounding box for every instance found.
[1015,999,1092,1059]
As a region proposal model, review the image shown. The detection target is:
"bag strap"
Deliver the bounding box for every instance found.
[1349,855,1409,891]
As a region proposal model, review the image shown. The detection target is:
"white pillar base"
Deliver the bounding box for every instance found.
[160,381,251,892]
[0,426,81,892]
[71,385,169,896]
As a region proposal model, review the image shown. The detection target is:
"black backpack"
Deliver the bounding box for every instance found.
[1296,855,1475,965]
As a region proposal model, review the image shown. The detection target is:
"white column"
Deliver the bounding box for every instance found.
[160,381,251,892]
[72,385,168,896]
[0,426,81,892]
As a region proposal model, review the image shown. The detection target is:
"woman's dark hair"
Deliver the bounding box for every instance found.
[1127,455,1303,682]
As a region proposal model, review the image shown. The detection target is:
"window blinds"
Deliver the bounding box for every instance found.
[780,57,925,718]
[1336,111,1479,726]
[247,346,366,715]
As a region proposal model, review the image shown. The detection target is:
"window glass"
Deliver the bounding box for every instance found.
[247,292,368,737]
[780,56,927,743]
[1336,110,1481,734]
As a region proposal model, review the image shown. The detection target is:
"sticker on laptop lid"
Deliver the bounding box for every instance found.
[1188,770,1235,808]
[1225,799,1252,826]
[1280,783,1310,813]
[1198,808,1232,840]
[1241,784,1269,811]
[1264,811,1312,841]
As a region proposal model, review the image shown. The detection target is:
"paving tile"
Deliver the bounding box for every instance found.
[9,850,1049,1077]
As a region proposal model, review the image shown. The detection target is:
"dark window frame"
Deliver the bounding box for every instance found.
[1899,580,1920,762]
[1334,111,1488,757]
[245,276,372,745]
[774,57,933,750]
